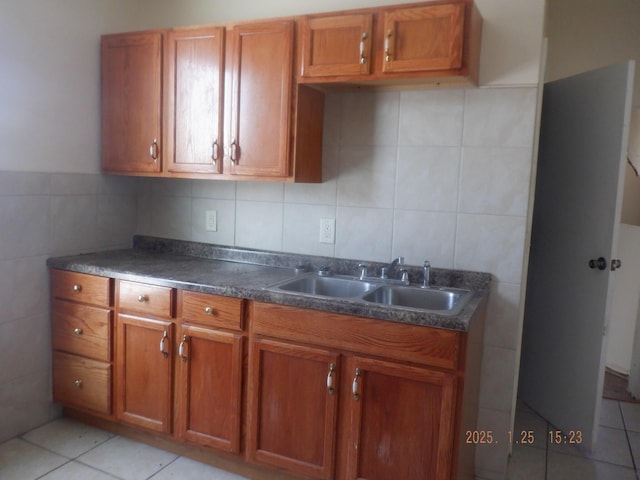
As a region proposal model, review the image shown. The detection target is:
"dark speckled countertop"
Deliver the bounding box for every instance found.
[47,236,491,331]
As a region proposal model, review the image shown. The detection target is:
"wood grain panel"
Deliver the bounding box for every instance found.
[52,299,112,361]
[247,338,339,479]
[53,352,111,414]
[180,291,244,331]
[51,270,111,306]
[252,302,460,370]
[118,280,175,318]
[175,325,243,453]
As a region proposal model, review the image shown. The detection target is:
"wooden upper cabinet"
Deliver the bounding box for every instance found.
[380,3,465,74]
[298,1,481,86]
[300,14,373,78]
[165,27,224,174]
[226,21,294,178]
[101,32,163,173]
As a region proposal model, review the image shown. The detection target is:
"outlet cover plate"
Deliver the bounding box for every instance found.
[319,218,335,244]
[205,210,217,232]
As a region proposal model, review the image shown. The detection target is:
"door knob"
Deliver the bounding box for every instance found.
[589,257,607,270]
[611,259,622,271]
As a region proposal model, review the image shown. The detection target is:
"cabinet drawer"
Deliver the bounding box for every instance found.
[51,270,111,307]
[52,299,112,362]
[53,351,111,414]
[181,291,244,331]
[118,280,175,318]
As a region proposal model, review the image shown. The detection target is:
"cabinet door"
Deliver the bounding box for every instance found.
[115,314,173,433]
[247,338,339,479]
[380,3,465,74]
[175,324,242,453]
[345,356,457,480]
[300,14,372,78]
[101,32,163,173]
[226,21,293,177]
[165,27,224,174]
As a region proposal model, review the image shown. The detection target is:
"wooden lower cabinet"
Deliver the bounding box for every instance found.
[175,324,243,453]
[247,339,340,479]
[51,272,483,480]
[343,356,457,480]
[115,314,174,433]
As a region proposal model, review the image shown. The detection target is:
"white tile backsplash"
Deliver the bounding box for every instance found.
[398,89,465,146]
[337,145,397,209]
[341,91,400,146]
[0,85,539,478]
[463,87,538,148]
[235,200,283,251]
[335,206,394,261]
[395,146,461,212]
[392,210,457,268]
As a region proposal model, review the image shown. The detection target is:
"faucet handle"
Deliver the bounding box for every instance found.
[358,263,369,280]
[400,269,409,285]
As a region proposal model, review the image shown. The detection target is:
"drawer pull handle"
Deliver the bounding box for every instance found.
[179,335,188,362]
[137,294,147,303]
[160,331,169,358]
[149,138,159,162]
[359,32,368,64]
[72,284,82,292]
[327,363,336,396]
[204,306,214,315]
[74,379,82,388]
[73,328,83,335]
[352,368,361,401]
[384,30,392,62]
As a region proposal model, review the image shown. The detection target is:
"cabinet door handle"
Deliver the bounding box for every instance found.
[230,139,238,164]
[327,363,336,396]
[74,379,83,388]
[352,368,361,400]
[212,140,219,163]
[204,306,214,315]
[72,284,82,292]
[73,328,83,335]
[359,32,368,64]
[149,138,159,162]
[137,294,147,303]
[384,30,392,62]
[178,335,188,362]
[159,330,169,358]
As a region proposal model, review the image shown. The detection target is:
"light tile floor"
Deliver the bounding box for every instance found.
[0,418,249,480]
[4,402,640,480]
[508,399,640,479]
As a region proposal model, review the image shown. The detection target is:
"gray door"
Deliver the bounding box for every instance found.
[519,61,635,451]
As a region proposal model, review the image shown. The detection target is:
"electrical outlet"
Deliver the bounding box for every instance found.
[205,210,217,232]
[319,218,335,244]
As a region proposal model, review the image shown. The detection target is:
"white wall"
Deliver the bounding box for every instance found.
[545,0,640,225]
[0,0,141,173]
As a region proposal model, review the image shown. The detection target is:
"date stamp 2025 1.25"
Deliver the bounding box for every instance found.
[465,429,584,446]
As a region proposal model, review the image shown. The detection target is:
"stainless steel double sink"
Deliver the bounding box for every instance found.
[264,273,472,315]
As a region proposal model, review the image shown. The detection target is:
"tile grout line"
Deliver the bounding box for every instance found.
[618,400,640,476]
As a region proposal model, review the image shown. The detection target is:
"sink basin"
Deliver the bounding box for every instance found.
[269,274,377,298]
[361,285,471,313]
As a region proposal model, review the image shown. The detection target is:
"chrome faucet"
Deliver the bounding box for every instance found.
[422,260,431,288]
[381,256,405,280]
